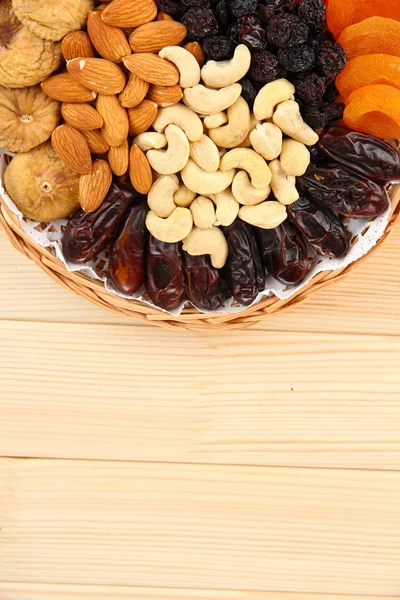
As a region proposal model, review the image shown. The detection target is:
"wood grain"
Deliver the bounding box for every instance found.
[1,228,400,335]
[0,583,393,600]
[1,321,400,468]
[1,458,400,595]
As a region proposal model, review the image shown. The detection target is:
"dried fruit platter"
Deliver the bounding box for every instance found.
[1,0,400,330]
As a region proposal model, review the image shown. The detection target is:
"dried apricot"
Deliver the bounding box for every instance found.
[343,84,400,139]
[337,17,400,61]
[327,0,400,39]
[337,54,400,98]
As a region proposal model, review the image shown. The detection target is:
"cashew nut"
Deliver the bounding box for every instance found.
[220,148,271,189]
[280,139,310,176]
[273,100,319,146]
[238,114,260,148]
[209,96,250,149]
[210,189,239,226]
[203,112,228,129]
[183,83,242,115]
[146,207,193,243]
[269,159,299,205]
[174,184,196,207]
[133,132,167,151]
[147,124,190,175]
[183,226,228,269]
[201,44,251,89]
[253,78,295,121]
[239,201,287,230]
[181,159,235,195]
[190,196,216,229]
[159,46,201,89]
[189,134,220,173]
[250,123,282,161]
[152,104,203,142]
[231,171,271,206]
[147,174,179,218]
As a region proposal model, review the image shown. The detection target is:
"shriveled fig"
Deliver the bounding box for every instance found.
[4,142,80,222]
[12,0,95,42]
[0,0,61,88]
[0,85,60,152]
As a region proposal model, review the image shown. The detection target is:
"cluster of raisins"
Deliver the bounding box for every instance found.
[156,0,347,130]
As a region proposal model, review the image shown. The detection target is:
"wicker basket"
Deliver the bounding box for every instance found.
[1,186,399,331]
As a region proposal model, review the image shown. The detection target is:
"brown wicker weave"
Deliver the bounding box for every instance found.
[1,186,399,330]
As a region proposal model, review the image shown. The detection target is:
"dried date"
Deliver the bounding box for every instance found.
[223,220,265,306]
[62,183,135,264]
[183,253,229,311]
[108,201,148,296]
[146,236,185,311]
[287,194,350,259]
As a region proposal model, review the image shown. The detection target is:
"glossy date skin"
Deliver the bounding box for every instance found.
[146,235,185,311]
[256,221,313,286]
[108,201,148,295]
[62,183,135,264]
[318,127,400,182]
[183,253,229,311]
[223,220,265,306]
[287,194,350,259]
[297,161,390,219]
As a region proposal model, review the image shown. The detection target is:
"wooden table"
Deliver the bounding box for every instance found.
[0,225,399,599]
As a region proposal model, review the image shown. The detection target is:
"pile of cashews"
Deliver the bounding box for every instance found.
[134,44,319,269]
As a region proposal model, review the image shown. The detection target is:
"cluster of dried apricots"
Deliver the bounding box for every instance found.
[326,0,400,139]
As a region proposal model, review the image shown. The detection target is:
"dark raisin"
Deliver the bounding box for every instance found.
[316,40,346,78]
[277,44,315,72]
[203,35,235,59]
[240,77,258,106]
[249,50,281,83]
[155,0,182,16]
[182,0,209,5]
[228,0,258,18]
[323,83,339,103]
[227,20,239,44]
[302,102,344,129]
[292,72,326,103]
[237,15,266,50]
[181,6,218,39]
[267,14,309,47]
[214,0,231,27]
[260,0,296,21]
[298,0,326,32]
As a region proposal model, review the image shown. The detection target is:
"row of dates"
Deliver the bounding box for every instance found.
[62,128,400,311]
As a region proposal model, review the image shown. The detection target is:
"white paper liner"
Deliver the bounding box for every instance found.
[0,153,391,316]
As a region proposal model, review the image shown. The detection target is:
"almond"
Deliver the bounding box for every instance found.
[129,21,187,53]
[147,84,183,107]
[108,140,129,176]
[79,159,113,212]
[184,42,205,67]
[42,73,97,103]
[52,125,92,175]
[61,103,104,131]
[101,0,157,28]
[129,144,152,194]
[157,12,174,21]
[127,100,158,136]
[61,31,96,61]
[82,129,110,154]
[119,73,149,109]
[87,11,131,63]
[96,94,129,147]
[67,58,126,96]
[123,54,179,87]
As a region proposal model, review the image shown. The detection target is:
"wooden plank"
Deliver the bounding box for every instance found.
[0,583,393,600]
[1,321,399,469]
[1,458,400,595]
[1,227,400,335]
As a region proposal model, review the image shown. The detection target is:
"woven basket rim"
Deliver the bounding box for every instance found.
[1,185,400,331]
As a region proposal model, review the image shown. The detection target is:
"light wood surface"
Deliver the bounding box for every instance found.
[1,227,400,598]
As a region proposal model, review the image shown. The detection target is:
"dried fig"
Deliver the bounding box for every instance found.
[0,85,60,152]
[0,0,61,88]
[12,0,94,42]
[4,142,80,222]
